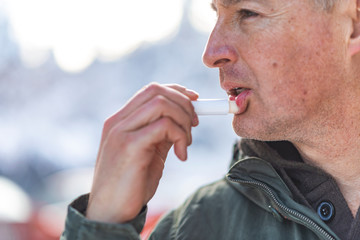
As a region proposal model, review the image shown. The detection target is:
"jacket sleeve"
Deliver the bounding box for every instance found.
[60,194,147,240]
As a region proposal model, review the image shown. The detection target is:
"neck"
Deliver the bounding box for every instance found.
[293,107,360,217]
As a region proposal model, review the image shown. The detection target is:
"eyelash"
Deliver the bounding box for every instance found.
[238,9,259,20]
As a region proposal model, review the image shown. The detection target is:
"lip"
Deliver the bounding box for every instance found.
[226,87,252,115]
[227,87,249,98]
[222,81,247,92]
[221,79,252,114]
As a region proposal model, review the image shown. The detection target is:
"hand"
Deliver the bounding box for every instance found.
[86,83,199,223]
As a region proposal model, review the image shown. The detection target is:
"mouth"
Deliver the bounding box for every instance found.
[226,87,251,114]
[227,87,249,97]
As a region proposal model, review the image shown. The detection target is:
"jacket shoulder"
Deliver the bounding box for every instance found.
[150,178,260,239]
[150,177,322,240]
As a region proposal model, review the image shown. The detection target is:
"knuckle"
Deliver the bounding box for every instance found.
[157,117,172,128]
[106,125,123,142]
[121,133,140,153]
[144,82,161,94]
[102,116,116,135]
[103,116,114,129]
[105,128,138,155]
[168,83,185,91]
[103,110,125,133]
[122,131,134,143]
[152,95,167,107]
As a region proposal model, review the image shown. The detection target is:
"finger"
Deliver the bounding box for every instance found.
[165,84,200,126]
[98,83,198,156]
[165,84,199,101]
[133,117,190,161]
[121,95,193,145]
[110,83,197,128]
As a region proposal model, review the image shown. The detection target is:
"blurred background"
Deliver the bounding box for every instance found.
[0,0,239,239]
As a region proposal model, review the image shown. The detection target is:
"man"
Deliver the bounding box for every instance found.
[61,0,360,239]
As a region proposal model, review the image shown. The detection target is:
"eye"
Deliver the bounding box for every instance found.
[238,9,259,20]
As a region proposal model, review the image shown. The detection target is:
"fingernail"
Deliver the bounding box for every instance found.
[192,114,199,126]
[186,89,199,97]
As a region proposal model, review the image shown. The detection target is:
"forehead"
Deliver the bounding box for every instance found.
[212,0,269,8]
[212,0,240,8]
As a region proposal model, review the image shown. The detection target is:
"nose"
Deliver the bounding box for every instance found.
[202,23,237,68]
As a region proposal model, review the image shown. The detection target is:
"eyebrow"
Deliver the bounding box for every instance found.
[211,0,243,10]
[223,0,243,5]
[211,0,265,10]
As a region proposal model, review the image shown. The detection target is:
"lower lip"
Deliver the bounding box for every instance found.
[229,90,251,114]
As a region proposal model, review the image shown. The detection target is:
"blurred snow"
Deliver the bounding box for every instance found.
[0,176,32,223]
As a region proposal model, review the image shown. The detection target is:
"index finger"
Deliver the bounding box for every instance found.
[103,83,198,139]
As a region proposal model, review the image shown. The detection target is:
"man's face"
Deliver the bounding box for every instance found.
[203,0,352,142]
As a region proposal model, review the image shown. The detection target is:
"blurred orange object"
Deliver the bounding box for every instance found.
[140,212,164,240]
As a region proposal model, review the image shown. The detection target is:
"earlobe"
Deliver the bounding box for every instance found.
[349,2,360,56]
[349,27,360,56]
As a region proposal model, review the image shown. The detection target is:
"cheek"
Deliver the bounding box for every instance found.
[253,30,335,98]
[237,12,346,115]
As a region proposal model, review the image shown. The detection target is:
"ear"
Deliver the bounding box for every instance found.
[349,0,360,56]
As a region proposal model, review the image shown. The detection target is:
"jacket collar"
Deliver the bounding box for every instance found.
[229,139,304,169]
[226,156,293,212]
[226,139,339,240]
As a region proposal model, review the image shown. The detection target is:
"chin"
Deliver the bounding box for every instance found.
[232,117,288,142]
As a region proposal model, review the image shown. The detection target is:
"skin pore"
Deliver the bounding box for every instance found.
[204,0,360,216]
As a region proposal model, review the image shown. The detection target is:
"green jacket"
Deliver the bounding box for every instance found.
[61,145,340,239]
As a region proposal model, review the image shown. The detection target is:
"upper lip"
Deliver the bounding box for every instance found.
[227,87,249,97]
[222,82,250,96]
[220,69,252,96]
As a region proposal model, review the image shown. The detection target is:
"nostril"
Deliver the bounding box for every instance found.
[202,38,237,68]
[214,58,231,67]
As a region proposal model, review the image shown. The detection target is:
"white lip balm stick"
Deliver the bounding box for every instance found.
[192,99,239,115]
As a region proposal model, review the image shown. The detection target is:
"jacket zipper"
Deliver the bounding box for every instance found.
[227,176,336,240]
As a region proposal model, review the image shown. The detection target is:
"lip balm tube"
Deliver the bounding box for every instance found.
[192,99,238,115]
